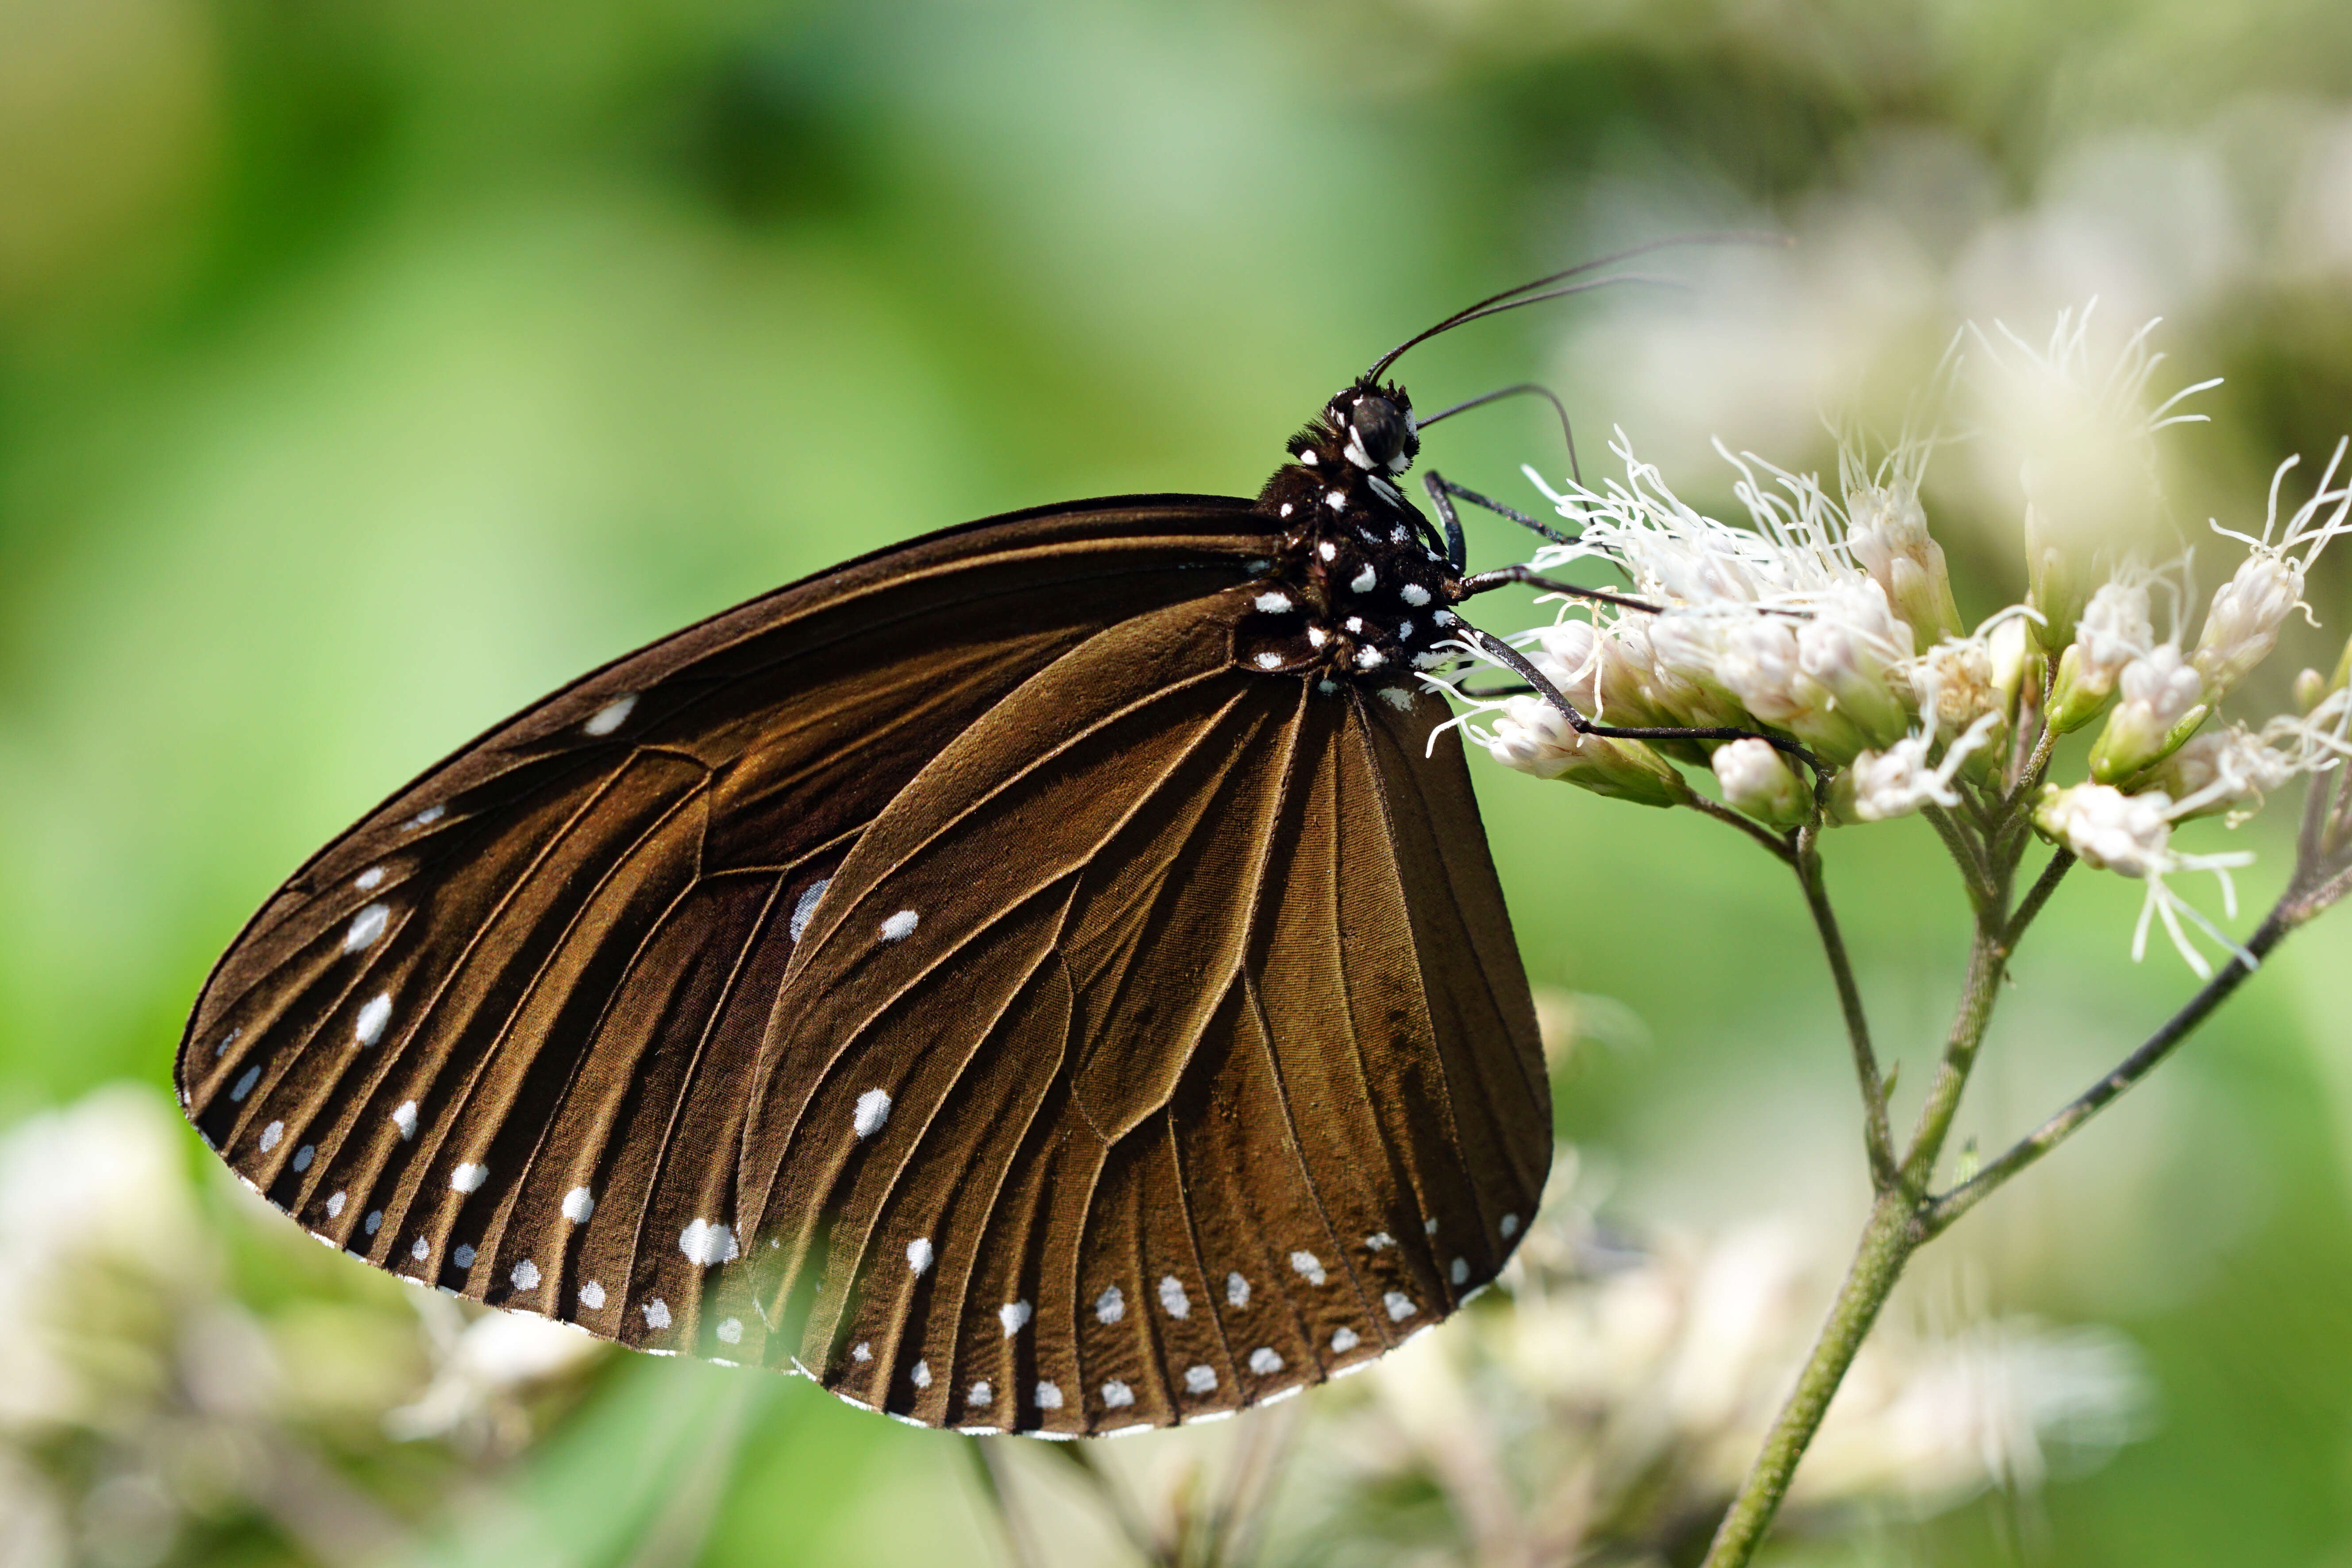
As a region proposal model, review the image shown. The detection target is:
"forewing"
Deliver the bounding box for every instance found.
[718,593,1549,1433]
[174,498,1276,1331]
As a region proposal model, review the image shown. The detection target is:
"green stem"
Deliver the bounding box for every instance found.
[1898,916,2011,1190]
[1700,904,2012,1568]
[1794,831,1896,1187]
[1926,906,2290,1235]
[1696,1191,1922,1568]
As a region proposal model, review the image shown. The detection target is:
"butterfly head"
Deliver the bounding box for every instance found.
[1319,378,1419,476]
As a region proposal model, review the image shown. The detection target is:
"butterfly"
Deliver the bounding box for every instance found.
[174,258,1736,1437]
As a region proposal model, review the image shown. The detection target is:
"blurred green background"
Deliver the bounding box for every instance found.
[7,0,2352,1563]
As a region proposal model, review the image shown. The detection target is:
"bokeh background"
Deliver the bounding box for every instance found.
[6,0,2352,1563]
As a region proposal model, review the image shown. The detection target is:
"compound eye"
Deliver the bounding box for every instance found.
[1350,397,1407,466]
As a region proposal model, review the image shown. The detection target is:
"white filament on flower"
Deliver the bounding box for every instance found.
[1848,713,2001,822]
[2034,783,2257,978]
[2197,440,2352,691]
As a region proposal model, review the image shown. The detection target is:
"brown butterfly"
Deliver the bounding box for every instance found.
[175,260,1769,1436]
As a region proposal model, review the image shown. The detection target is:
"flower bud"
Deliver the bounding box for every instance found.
[1847,479,1964,645]
[2024,506,2086,659]
[1712,738,1808,826]
[1484,695,1692,808]
[2194,552,2299,695]
[2046,579,2152,733]
[2034,782,2174,877]
[2295,667,2328,715]
[2088,644,2209,783]
[1989,616,2033,710]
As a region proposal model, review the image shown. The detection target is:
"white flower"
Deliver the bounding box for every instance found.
[2195,440,2352,693]
[1713,737,1807,826]
[2078,578,2155,679]
[2089,642,2208,783]
[1477,693,1689,808]
[2155,725,2297,822]
[2034,782,2256,977]
[2049,575,2157,732]
[1521,437,1919,762]
[1847,713,2002,822]
[1843,436,1964,644]
[2036,782,2177,877]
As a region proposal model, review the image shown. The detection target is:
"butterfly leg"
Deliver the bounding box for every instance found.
[1422,472,1572,570]
[1460,624,1820,770]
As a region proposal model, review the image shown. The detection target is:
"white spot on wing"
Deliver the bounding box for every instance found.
[1355,647,1386,671]
[788,879,830,943]
[584,694,636,736]
[642,1298,671,1330]
[410,1237,428,1261]
[1102,1381,1134,1409]
[258,1121,283,1153]
[1248,1347,1282,1375]
[907,1237,933,1275]
[454,1244,475,1268]
[355,867,385,891]
[562,1186,594,1223]
[1278,502,1293,517]
[1289,1250,1326,1286]
[325,1191,346,1218]
[679,1219,739,1265]
[851,1341,871,1363]
[365,1210,383,1236]
[1366,1231,1394,1251]
[717,1317,743,1344]
[1254,591,1293,613]
[1500,1213,1519,1239]
[216,1028,240,1058]
[1226,1271,1250,1308]
[1095,1284,1124,1324]
[405,804,445,829]
[451,1162,488,1194]
[1331,1326,1360,1353]
[292,1144,314,1173]
[579,1280,605,1309]
[1350,564,1376,593]
[343,903,390,953]
[1385,1291,1417,1321]
[852,1088,891,1139]
[1034,1381,1063,1410]
[355,993,392,1047]
[1184,1365,1217,1395]
[1158,1274,1189,1319]
[1318,541,1337,561]
[1253,651,1282,669]
[967,1381,992,1407]
[512,1259,541,1291]
[1400,582,1432,607]
[230,1064,261,1102]
[912,1360,932,1390]
[1450,1256,1469,1285]
[1324,489,1347,511]
[879,909,919,943]
[1376,686,1412,710]
[999,1300,1032,1337]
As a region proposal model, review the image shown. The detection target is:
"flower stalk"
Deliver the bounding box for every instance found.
[1441,315,2352,1567]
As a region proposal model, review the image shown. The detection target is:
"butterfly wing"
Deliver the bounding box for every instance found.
[711,590,1548,1433]
[175,497,1276,1300]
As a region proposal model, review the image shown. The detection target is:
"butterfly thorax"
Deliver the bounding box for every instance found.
[1240,378,1458,688]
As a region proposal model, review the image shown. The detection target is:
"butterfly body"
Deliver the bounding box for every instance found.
[177,370,1551,1437]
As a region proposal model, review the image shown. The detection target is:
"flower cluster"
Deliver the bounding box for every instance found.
[1438,314,2352,973]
